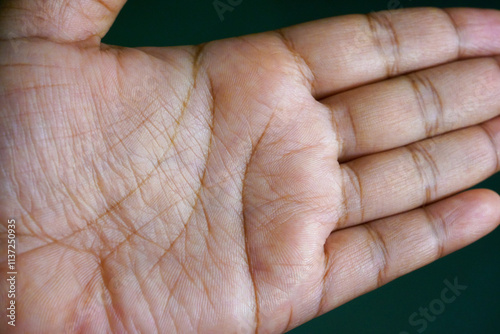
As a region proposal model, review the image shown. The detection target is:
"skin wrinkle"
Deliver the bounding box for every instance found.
[408,75,431,137]
[134,266,161,334]
[0,63,77,68]
[164,142,206,204]
[284,305,293,333]
[59,176,93,233]
[88,212,123,254]
[103,97,161,154]
[45,45,206,255]
[0,35,103,47]
[203,232,227,275]
[323,101,343,161]
[127,73,217,285]
[51,238,94,260]
[441,8,462,58]
[405,141,440,204]
[9,164,42,238]
[339,164,363,227]
[119,58,215,328]
[10,46,210,262]
[202,141,241,202]
[315,244,331,318]
[264,206,318,236]
[165,44,213,201]
[362,223,390,288]
[422,206,446,260]
[241,115,273,334]
[105,61,173,154]
[479,123,500,173]
[340,103,358,162]
[275,29,316,95]
[198,267,217,312]
[161,265,182,327]
[2,83,73,96]
[200,195,213,239]
[408,72,445,137]
[338,173,349,228]
[73,3,99,30]
[132,220,187,280]
[366,12,401,78]
[106,210,170,255]
[17,99,80,239]
[91,209,164,258]
[1,0,113,42]
[188,70,215,238]
[165,254,202,329]
[94,0,115,14]
[280,143,324,159]
[66,272,91,331]
[0,127,78,149]
[97,260,121,333]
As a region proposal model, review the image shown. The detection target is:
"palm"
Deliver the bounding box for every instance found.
[1,3,500,333]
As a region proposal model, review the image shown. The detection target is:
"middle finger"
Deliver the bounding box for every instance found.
[322,57,500,162]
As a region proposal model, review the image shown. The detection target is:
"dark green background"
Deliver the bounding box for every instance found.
[103,1,500,333]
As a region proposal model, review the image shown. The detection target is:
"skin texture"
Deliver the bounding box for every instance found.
[1,1,500,333]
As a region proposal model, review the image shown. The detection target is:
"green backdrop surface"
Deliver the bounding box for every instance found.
[103,1,500,333]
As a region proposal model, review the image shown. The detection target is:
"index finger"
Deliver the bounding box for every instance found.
[276,7,500,98]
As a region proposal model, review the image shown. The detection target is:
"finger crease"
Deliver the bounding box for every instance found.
[325,102,344,160]
[340,164,363,227]
[422,206,446,259]
[366,12,401,78]
[316,245,332,318]
[363,224,389,288]
[479,124,500,173]
[441,9,462,58]
[408,73,445,137]
[94,0,115,13]
[405,142,440,204]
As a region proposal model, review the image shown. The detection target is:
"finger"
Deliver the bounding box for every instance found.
[276,8,500,98]
[317,189,500,315]
[0,0,127,43]
[324,57,500,161]
[338,116,500,229]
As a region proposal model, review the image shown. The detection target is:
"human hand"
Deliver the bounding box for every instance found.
[1,2,500,333]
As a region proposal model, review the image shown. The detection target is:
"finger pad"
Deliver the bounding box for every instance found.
[446,8,500,55]
[436,189,500,254]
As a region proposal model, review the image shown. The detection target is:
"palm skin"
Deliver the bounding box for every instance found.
[1,3,500,333]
